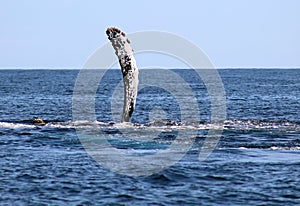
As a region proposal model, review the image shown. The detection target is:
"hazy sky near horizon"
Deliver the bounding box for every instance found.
[1,0,299,68]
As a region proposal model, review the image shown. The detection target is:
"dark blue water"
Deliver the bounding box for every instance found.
[1,69,299,205]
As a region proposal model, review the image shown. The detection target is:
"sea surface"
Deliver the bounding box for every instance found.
[0,69,299,205]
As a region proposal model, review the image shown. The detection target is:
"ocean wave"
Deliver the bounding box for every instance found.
[237,146,300,151]
[0,119,299,132]
[224,119,300,131]
[0,122,35,129]
[270,146,300,151]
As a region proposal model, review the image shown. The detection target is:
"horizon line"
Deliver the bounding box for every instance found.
[0,67,299,70]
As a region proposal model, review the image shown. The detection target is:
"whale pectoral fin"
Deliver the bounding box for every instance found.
[106,27,139,122]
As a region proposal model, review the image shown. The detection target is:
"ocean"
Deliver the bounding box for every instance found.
[0,69,299,205]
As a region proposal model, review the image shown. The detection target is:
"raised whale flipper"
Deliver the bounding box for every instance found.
[106,27,139,122]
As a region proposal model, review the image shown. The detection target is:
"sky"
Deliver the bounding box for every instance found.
[0,0,299,68]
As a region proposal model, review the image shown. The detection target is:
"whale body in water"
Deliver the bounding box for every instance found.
[106,27,139,122]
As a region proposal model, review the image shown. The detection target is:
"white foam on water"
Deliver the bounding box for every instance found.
[270,146,300,151]
[224,119,300,131]
[1,119,298,135]
[0,122,35,129]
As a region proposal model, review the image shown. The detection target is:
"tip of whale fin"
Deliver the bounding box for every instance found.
[106,27,126,40]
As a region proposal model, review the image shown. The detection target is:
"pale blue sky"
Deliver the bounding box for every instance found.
[1,0,299,68]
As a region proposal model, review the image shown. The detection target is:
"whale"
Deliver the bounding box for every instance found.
[106,27,139,122]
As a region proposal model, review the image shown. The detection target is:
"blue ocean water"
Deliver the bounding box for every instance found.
[0,69,299,205]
